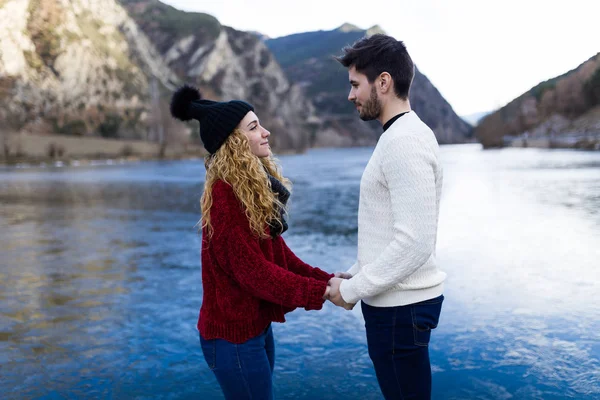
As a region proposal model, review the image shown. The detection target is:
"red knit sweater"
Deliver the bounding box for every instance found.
[198,180,333,343]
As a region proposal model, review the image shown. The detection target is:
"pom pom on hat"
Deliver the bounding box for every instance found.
[170,84,201,121]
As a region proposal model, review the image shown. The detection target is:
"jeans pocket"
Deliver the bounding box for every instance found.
[200,336,217,370]
[411,296,444,347]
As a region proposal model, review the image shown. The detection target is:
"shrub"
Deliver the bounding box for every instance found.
[98,113,122,138]
[583,67,600,106]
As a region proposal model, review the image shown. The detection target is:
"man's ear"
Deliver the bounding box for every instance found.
[379,72,392,94]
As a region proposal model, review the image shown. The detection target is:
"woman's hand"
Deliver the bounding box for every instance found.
[323,284,331,300]
[327,277,355,310]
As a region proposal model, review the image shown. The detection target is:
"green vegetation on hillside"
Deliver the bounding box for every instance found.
[267,29,364,68]
[120,0,221,40]
[584,67,600,106]
[529,54,599,101]
[476,53,600,148]
[266,28,366,115]
[51,118,86,136]
[98,113,122,138]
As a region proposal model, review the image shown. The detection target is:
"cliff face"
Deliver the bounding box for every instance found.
[475,53,600,148]
[120,0,319,151]
[266,24,473,145]
[0,0,179,140]
[0,0,318,152]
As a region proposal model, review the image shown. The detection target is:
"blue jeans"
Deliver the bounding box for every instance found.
[200,324,275,400]
[361,295,444,400]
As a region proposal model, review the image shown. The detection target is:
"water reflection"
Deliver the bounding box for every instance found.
[0,146,599,399]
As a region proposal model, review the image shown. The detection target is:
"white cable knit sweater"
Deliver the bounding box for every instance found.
[339,111,446,307]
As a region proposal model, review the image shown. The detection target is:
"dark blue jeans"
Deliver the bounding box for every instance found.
[361,295,444,400]
[200,324,275,400]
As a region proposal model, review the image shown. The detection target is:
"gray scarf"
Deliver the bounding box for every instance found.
[267,175,290,238]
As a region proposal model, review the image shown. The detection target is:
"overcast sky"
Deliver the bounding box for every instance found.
[161,0,599,116]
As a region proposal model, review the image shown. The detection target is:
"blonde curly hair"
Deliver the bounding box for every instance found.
[201,128,291,239]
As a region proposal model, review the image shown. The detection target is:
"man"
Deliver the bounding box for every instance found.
[327,34,447,399]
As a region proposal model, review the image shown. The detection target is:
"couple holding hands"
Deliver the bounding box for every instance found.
[170,33,446,400]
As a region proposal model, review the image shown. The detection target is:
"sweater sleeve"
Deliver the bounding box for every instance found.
[339,134,438,304]
[209,181,327,310]
[346,262,359,277]
[279,238,334,282]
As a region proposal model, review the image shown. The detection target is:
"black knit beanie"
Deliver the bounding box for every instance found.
[170,84,254,154]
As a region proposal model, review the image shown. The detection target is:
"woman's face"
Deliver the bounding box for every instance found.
[238,111,271,158]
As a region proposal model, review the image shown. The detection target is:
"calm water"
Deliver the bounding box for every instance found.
[1,145,599,399]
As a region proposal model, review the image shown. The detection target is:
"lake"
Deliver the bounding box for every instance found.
[1,144,599,399]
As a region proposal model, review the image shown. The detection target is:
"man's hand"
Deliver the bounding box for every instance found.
[333,271,353,279]
[327,277,355,310]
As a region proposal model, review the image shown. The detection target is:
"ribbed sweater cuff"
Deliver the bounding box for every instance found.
[305,279,327,310]
[312,268,335,282]
[339,277,361,304]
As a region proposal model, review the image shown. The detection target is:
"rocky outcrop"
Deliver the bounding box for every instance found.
[475,53,600,148]
[0,0,180,141]
[0,0,319,153]
[121,0,319,151]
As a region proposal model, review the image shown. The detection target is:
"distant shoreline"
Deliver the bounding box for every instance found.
[501,135,600,151]
[0,154,205,170]
[0,132,207,168]
[3,133,597,170]
[0,132,315,169]
[0,147,319,169]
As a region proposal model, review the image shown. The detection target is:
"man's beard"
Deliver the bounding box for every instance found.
[358,85,382,121]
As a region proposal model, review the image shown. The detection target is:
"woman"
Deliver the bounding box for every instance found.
[170,85,334,399]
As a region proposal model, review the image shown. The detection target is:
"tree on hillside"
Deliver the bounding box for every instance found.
[584,68,600,107]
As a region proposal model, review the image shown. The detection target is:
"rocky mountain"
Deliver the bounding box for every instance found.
[475,53,600,148]
[0,0,320,153]
[0,0,180,142]
[119,0,321,151]
[0,0,473,157]
[265,24,473,145]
